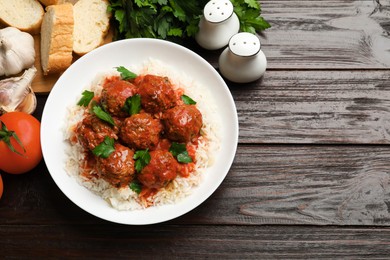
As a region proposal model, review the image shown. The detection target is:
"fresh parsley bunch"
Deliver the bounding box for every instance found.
[233,0,271,33]
[108,0,270,41]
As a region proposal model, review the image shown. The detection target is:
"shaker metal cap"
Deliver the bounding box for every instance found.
[229,32,261,57]
[204,0,234,23]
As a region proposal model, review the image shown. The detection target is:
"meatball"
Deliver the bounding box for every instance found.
[76,113,119,150]
[101,78,137,117]
[119,113,162,150]
[137,75,176,113]
[138,150,179,189]
[97,143,135,188]
[162,105,203,142]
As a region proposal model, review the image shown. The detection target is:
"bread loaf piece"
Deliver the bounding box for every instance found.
[38,0,79,6]
[73,0,111,56]
[40,4,74,75]
[0,0,44,34]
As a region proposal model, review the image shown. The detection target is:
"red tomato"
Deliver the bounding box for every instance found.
[0,174,3,199]
[0,112,42,174]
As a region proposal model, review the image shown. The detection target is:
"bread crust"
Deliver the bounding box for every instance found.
[40,3,74,75]
[0,0,44,34]
[38,0,59,5]
[38,0,79,6]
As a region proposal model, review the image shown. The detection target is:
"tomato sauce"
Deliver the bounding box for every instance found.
[73,73,204,201]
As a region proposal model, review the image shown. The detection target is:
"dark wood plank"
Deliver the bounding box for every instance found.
[3,1,390,257]
[1,225,390,258]
[258,0,390,69]
[230,70,390,144]
[192,145,390,225]
[2,145,390,226]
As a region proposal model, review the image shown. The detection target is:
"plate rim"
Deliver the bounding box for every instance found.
[41,38,239,225]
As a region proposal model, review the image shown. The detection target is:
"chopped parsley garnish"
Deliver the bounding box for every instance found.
[116,66,137,80]
[181,94,196,105]
[77,90,94,107]
[134,149,151,172]
[123,94,141,115]
[169,142,192,163]
[92,136,115,158]
[92,104,116,126]
[129,181,142,194]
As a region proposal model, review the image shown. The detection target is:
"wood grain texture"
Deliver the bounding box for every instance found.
[231,70,390,144]
[2,141,390,226]
[194,145,390,225]
[1,225,390,258]
[30,0,390,92]
[259,0,390,69]
[31,34,63,94]
[2,1,390,257]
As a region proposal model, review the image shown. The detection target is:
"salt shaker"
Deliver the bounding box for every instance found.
[218,32,267,83]
[195,0,240,50]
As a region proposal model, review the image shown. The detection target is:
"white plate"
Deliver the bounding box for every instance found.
[41,38,238,225]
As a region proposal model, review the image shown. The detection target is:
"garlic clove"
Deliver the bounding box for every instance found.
[15,88,37,115]
[0,27,36,77]
[0,66,37,115]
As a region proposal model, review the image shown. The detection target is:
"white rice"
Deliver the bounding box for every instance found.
[64,59,221,211]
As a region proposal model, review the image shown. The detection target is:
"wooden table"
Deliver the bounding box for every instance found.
[2,0,390,258]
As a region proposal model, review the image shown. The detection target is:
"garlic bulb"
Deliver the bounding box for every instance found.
[0,27,36,77]
[0,66,37,115]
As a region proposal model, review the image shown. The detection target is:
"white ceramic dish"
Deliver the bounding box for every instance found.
[41,38,238,225]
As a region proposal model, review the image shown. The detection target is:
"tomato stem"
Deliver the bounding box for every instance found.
[0,120,26,156]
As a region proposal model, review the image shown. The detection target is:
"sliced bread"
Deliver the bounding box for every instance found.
[38,0,79,6]
[73,0,111,56]
[0,0,44,34]
[40,3,74,75]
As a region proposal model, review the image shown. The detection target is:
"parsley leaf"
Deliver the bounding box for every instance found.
[169,0,186,22]
[169,142,192,163]
[129,181,142,194]
[116,66,137,80]
[244,0,260,9]
[123,94,141,116]
[177,152,192,163]
[181,95,196,105]
[77,90,94,107]
[134,149,151,172]
[114,9,125,31]
[92,105,116,126]
[168,28,183,37]
[156,15,171,39]
[92,136,115,158]
[108,0,270,41]
[233,0,271,32]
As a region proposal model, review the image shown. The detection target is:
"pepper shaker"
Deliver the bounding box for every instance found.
[195,0,240,50]
[218,32,267,83]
